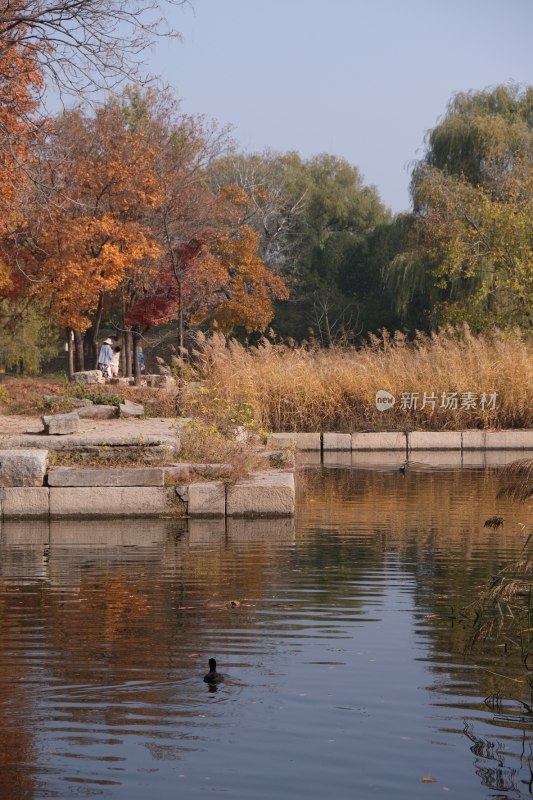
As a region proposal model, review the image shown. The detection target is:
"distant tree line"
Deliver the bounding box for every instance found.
[232,84,532,343]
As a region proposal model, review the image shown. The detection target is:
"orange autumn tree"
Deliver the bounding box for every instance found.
[189,185,289,333]
[115,87,224,368]
[126,183,289,345]
[0,9,44,289]
[22,102,161,368]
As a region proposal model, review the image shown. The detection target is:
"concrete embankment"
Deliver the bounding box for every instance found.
[267,430,533,453]
[268,429,533,470]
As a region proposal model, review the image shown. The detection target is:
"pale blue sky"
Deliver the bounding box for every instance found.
[152,0,532,214]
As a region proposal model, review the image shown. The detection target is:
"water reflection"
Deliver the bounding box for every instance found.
[0,468,532,799]
[305,448,533,470]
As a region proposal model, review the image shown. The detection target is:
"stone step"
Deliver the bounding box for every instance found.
[47,467,165,487]
[226,471,295,517]
[48,486,186,518]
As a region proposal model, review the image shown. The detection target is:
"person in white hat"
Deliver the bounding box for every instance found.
[97,338,114,377]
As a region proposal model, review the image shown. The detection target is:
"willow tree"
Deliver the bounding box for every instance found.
[413,85,533,190]
[391,85,533,331]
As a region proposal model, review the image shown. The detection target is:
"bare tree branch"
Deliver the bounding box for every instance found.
[0,0,190,95]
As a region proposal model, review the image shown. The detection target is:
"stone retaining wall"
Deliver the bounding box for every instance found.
[0,451,295,520]
[267,429,533,453]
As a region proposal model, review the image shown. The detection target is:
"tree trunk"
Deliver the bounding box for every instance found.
[125,329,133,377]
[120,296,127,377]
[176,278,184,389]
[178,279,184,352]
[132,328,141,387]
[119,333,126,377]
[66,328,74,378]
[73,330,84,372]
[86,292,106,369]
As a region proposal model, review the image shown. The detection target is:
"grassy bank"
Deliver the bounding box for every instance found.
[182,327,533,432]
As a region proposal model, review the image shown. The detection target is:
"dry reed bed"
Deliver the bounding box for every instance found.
[184,328,533,432]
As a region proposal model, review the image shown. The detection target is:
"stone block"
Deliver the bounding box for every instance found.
[463,429,533,451]
[484,430,533,449]
[0,449,48,486]
[42,412,79,435]
[408,431,462,450]
[351,431,407,451]
[265,432,321,451]
[174,484,188,502]
[69,398,94,408]
[165,463,191,482]
[49,486,186,518]
[226,471,295,517]
[266,433,296,449]
[77,404,117,419]
[165,463,234,482]
[108,377,133,386]
[119,399,144,417]
[188,481,226,517]
[72,370,105,385]
[461,430,485,450]
[323,432,352,451]
[47,467,165,487]
[1,487,49,519]
[192,463,233,479]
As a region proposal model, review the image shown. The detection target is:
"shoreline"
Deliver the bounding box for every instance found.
[1,415,532,522]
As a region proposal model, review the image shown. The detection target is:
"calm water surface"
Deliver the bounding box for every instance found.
[1,464,533,799]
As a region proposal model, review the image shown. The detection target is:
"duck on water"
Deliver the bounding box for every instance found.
[203,658,224,684]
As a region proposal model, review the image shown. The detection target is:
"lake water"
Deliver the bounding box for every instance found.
[1,462,532,799]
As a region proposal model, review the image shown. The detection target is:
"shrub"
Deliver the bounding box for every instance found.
[179,420,263,481]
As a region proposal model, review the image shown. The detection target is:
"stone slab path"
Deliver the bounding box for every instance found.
[0,414,179,441]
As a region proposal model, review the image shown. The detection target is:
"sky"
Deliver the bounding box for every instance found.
[148,0,533,214]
